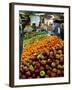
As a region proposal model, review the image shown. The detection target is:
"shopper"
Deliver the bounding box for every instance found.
[52,20,61,37]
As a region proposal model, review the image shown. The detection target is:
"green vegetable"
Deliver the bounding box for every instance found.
[23,33,47,47]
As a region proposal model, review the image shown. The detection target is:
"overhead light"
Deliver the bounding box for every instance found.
[35,13,45,15]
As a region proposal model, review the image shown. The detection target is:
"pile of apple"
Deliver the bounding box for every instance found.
[20,44,64,79]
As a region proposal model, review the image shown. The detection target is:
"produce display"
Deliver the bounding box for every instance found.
[20,36,64,79]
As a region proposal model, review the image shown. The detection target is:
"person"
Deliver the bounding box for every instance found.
[47,23,53,36]
[24,24,33,33]
[40,23,48,32]
[52,20,61,37]
[24,15,33,33]
[60,22,64,40]
[32,23,36,32]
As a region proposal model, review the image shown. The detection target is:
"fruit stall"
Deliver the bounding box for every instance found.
[19,11,64,79]
[20,36,64,79]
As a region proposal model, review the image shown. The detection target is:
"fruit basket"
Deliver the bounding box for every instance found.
[20,36,64,79]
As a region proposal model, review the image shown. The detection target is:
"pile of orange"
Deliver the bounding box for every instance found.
[21,36,64,62]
